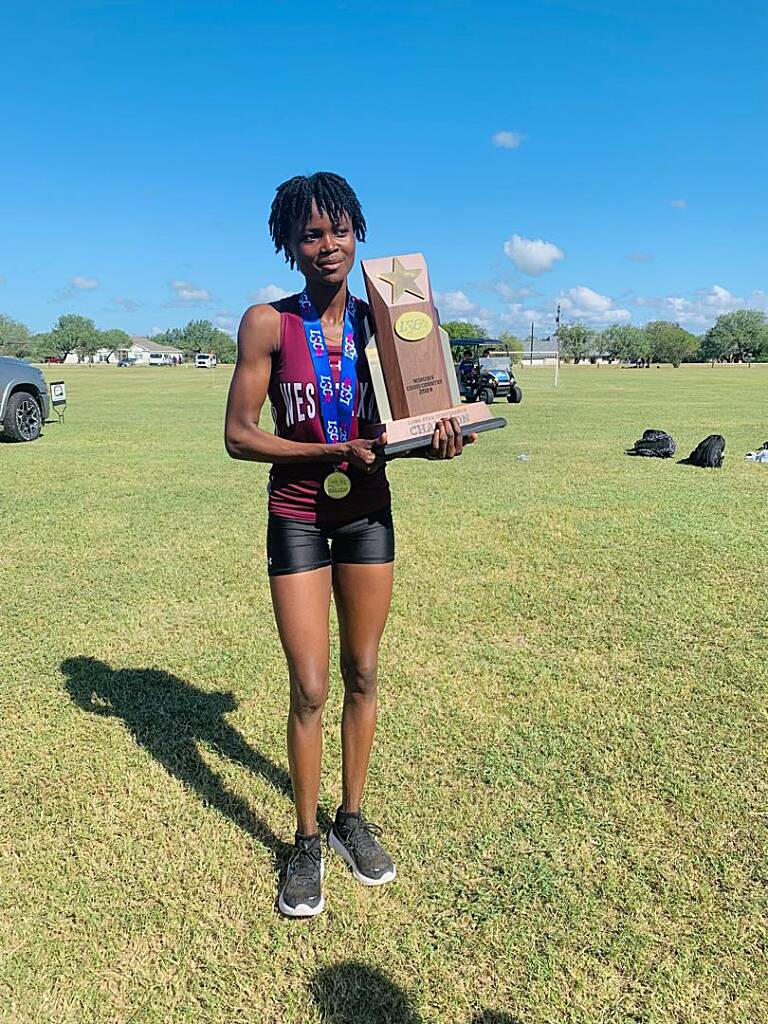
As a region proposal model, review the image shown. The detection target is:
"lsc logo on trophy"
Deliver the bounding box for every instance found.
[361,253,507,455]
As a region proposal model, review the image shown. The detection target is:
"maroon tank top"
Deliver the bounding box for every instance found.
[267,293,390,523]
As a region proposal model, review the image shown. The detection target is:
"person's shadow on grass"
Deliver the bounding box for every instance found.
[61,656,333,869]
[311,962,521,1024]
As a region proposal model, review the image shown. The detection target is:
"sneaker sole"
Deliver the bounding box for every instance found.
[328,830,397,886]
[278,858,325,918]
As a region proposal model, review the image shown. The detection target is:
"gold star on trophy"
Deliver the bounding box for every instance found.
[377,258,426,302]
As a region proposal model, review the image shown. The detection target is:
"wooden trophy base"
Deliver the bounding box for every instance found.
[374,402,507,457]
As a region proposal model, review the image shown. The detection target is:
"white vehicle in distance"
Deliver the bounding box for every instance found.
[195,352,217,369]
[148,352,171,366]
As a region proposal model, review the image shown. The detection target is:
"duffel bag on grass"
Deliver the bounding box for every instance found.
[627,429,676,458]
[681,434,726,468]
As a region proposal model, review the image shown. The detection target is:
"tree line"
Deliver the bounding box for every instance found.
[442,310,768,366]
[0,313,237,363]
[4,309,767,368]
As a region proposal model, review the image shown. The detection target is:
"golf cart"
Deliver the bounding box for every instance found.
[451,339,523,405]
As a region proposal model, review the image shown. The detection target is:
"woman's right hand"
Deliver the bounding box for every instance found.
[339,438,385,473]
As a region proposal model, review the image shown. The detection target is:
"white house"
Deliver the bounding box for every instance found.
[63,348,123,364]
[92,346,126,364]
[58,336,182,364]
[126,338,184,365]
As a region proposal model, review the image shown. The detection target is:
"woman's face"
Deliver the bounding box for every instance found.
[290,201,355,288]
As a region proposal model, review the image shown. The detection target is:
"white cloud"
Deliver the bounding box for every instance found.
[503,234,564,276]
[559,286,631,325]
[72,275,99,290]
[50,275,100,302]
[431,289,500,332]
[149,326,164,336]
[631,284,768,327]
[564,286,612,313]
[492,131,525,149]
[498,305,544,330]
[472,309,497,333]
[697,284,742,310]
[250,283,291,303]
[493,282,538,301]
[215,311,238,334]
[169,279,211,303]
[110,297,142,312]
[670,199,687,209]
[433,289,477,316]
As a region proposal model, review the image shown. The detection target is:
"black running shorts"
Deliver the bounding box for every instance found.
[267,507,395,577]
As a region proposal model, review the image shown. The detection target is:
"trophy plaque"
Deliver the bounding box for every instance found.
[361,253,507,456]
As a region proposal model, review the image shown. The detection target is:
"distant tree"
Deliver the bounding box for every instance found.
[77,331,101,365]
[99,328,133,362]
[601,323,651,365]
[148,327,186,361]
[207,331,237,364]
[0,314,33,358]
[498,330,524,355]
[700,309,768,362]
[152,320,236,363]
[186,320,236,362]
[440,320,488,341]
[643,320,697,367]
[687,335,706,362]
[558,322,594,364]
[48,314,99,363]
[149,326,185,348]
[29,332,56,361]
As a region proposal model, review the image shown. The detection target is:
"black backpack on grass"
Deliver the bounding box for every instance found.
[627,429,676,458]
[681,434,726,468]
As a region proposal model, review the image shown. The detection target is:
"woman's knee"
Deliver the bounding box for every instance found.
[341,657,378,699]
[289,673,328,720]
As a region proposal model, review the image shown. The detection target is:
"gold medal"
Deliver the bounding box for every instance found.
[323,470,352,500]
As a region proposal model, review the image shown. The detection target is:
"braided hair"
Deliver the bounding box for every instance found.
[268,172,367,268]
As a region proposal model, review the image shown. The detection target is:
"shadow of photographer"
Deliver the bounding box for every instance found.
[311,961,521,1024]
[61,656,333,868]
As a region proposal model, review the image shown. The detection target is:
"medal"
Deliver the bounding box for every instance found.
[298,288,359,448]
[298,290,360,502]
[323,470,352,499]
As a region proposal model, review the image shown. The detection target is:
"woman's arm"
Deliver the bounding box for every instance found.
[224,304,379,470]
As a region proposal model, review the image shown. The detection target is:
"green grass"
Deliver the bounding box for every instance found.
[2,363,767,1024]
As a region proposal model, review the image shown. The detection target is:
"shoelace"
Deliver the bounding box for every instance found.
[342,817,384,856]
[290,843,321,884]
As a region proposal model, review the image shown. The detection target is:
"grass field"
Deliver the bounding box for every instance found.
[2,363,767,1024]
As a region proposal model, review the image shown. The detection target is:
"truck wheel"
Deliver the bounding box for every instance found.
[3,392,43,442]
[479,386,495,406]
[508,385,523,404]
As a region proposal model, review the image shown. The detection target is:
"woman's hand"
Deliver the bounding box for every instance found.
[339,438,386,473]
[424,417,476,459]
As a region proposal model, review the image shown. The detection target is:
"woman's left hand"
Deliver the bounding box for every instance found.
[376,419,477,461]
[424,417,476,459]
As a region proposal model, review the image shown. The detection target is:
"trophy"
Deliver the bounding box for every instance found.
[361,254,507,456]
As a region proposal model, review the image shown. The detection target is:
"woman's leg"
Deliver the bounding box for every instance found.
[332,562,394,813]
[270,566,332,835]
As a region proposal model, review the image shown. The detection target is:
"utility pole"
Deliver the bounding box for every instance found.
[530,321,534,365]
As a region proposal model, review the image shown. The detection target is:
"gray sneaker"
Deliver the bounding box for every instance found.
[328,810,396,886]
[278,833,325,917]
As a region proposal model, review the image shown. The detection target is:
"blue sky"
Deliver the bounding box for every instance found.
[2,0,766,338]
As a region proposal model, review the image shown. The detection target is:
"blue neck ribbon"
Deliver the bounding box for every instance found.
[298,289,358,445]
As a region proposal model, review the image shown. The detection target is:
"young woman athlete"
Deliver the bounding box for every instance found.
[225,172,473,917]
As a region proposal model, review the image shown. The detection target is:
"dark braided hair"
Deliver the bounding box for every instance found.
[268,172,367,267]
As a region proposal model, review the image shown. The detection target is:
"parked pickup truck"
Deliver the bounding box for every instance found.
[0,356,50,442]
